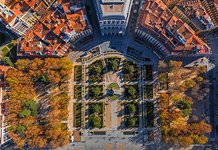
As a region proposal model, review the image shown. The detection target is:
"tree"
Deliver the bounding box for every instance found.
[169,61,182,70]
[91,116,102,128]
[158,61,168,70]
[126,117,136,128]
[184,80,196,88]
[177,100,191,110]
[128,86,137,98]
[16,125,27,134]
[6,58,73,149]
[190,121,212,135]
[180,136,194,146]
[191,135,208,144]
[126,104,136,114]
[24,100,37,116]
[110,60,119,71]
[19,109,31,118]
[159,73,168,83]
[94,65,102,74]
[90,104,102,113]
[127,65,135,73]
[91,86,102,98]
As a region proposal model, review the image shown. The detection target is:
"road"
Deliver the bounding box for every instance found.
[199,30,218,148]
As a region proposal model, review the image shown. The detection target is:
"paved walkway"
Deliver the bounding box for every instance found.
[111,100,117,130]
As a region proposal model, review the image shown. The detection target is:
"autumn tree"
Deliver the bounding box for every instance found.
[6,58,73,149]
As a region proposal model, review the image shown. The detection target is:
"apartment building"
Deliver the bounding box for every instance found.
[200,0,218,26]
[17,0,92,56]
[161,0,183,8]
[172,0,214,32]
[94,0,133,36]
[135,0,211,56]
[0,0,49,35]
[0,66,11,147]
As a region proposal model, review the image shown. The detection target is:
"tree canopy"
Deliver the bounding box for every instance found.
[6,58,73,149]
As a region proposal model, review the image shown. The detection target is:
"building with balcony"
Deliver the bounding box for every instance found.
[17,0,92,57]
[200,0,218,26]
[172,0,214,32]
[161,0,183,8]
[94,0,133,36]
[135,0,211,56]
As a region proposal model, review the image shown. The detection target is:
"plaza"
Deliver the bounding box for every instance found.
[68,41,161,149]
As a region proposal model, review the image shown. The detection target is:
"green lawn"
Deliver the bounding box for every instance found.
[107,83,120,100]
[108,94,119,101]
[107,83,119,90]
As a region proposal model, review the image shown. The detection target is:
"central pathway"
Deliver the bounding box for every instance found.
[111,100,117,130]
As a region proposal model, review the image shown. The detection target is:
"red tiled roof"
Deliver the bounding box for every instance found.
[137,0,211,54]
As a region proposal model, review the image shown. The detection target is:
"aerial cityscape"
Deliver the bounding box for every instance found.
[0,0,218,150]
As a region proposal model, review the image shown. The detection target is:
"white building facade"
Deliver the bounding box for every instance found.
[94,0,133,36]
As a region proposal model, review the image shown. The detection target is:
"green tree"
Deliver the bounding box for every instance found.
[19,109,31,118]
[128,86,137,98]
[16,125,27,134]
[126,104,136,114]
[177,100,191,110]
[91,86,102,98]
[128,65,135,73]
[90,104,102,113]
[126,117,136,128]
[91,116,102,128]
[94,65,102,74]
[24,100,37,116]
[110,60,119,71]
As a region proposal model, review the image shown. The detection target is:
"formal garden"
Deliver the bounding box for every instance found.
[89,102,104,128]
[124,101,139,128]
[72,56,156,131]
